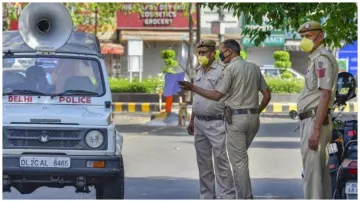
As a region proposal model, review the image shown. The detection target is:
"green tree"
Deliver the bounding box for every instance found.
[273,51,292,79]
[201,3,357,49]
[4,3,195,33]
[161,49,178,74]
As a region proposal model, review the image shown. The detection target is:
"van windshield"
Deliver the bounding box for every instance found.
[3,57,104,97]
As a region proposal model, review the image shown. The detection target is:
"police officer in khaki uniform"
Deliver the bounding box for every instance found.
[296,21,339,199]
[188,40,236,199]
[180,39,271,199]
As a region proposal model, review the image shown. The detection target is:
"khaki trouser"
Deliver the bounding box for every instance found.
[194,117,236,199]
[300,116,332,199]
[225,113,260,199]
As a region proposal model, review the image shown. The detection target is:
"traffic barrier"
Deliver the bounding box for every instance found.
[261,102,358,113]
[113,103,165,112]
[113,102,358,113]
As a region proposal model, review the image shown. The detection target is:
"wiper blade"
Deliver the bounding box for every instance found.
[3,89,48,96]
[50,90,98,98]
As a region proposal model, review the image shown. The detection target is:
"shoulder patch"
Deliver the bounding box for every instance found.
[317,61,325,78]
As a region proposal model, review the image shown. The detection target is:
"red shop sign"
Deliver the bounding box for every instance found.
[116,3,197,30]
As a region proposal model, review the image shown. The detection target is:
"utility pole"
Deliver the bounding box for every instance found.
[218,6,225,43]
[188,3,194,73]
[187,3,195,104]
[196,3,201,44]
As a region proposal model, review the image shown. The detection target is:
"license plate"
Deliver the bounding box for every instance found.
[19,157,70,168]
[327,143,338,154]
[345,183,358,194]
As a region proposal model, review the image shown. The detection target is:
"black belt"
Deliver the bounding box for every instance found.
[196,115,223,121]
[299,108,331,121]
[231,108,258,115]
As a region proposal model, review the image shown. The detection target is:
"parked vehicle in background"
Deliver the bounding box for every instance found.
[260,65,305,79]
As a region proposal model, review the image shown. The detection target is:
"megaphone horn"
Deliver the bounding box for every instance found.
[18,3,73,51]
[37,19,51,33]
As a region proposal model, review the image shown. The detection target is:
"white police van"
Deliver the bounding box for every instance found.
[2,3,124,199]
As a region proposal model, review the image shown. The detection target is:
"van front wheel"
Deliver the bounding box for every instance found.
[95,156,124,199]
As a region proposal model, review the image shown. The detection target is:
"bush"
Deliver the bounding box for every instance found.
[240,51,247,60]
[161,49,176,59]
[265,77,304,93]
[273,51,290,61]
[161,49,178,74]
[281,70,294,79]
[109,77,162,93]
[273,51,292,79]
[109,77,305,94]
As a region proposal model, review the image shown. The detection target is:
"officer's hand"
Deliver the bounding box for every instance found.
[187,121,194,136]
[178,81,194,91]
[309,127,320,150]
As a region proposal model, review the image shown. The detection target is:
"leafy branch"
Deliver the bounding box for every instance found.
[201,3,357,49]
[4,2,196,33]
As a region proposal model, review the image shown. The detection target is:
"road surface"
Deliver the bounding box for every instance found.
[3,114,357,199]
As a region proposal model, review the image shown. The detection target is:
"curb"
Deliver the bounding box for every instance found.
[113,102,358,113]
[262,102,358,113]
[113,103,165,113]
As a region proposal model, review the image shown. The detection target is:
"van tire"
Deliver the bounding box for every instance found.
[96,156,125,199]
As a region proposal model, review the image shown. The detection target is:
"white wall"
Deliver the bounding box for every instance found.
[200,6,242,35]
[246,47,283,67]
[119,41,182,79]
[289,51,309,75]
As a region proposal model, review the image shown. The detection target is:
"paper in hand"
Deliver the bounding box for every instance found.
[163,72,185,96]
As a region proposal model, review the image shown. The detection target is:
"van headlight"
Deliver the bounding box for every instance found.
[85,130,104,148]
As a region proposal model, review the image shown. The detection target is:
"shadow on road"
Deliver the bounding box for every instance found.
[125,176,303,199]
[179,139,300,149]
[251,141,300,149]
[116,125,162,134]
[117,122,299,138]
[257,122,299,138]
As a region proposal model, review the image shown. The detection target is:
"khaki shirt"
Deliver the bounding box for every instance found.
[193,60,225,116]
[215,56,268,109]
[297,44,339,113]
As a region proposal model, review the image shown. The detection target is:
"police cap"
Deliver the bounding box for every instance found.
[196,39,216,48]
[298,21,322,33]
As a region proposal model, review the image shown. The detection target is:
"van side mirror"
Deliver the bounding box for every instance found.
[289,110,299,120]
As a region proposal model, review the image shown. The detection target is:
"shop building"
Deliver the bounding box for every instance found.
[116,3,197,79]
[241,16,285,67]
[283,30,308,75]
[200,6,242,44]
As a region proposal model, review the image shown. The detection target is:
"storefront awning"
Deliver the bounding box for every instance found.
[284,40,301,52]
[120,30,193,42]
[201,34,242,43]
[119,31,242,44]
[100,43,124,55]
